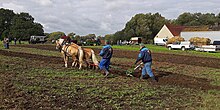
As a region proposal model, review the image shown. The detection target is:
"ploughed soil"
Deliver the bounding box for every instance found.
[2,45,220,91]
[1,44,220,109]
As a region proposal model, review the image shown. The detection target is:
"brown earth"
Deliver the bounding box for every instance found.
[14,44,220,69]
[1,44,219,109]
[1,45,220,91]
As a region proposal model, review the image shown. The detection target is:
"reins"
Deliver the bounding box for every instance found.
[60,44,71,56]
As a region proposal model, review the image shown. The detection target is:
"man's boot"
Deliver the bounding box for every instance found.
[151,76,158,82]
[140,75,146,80]
[105,71,109,77]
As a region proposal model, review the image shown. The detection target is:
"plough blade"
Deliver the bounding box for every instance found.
[126,62,143,77]
[125,70,134,77]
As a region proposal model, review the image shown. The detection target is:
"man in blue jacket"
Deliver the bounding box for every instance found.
[135,43,157,82]
[99,40,113,77]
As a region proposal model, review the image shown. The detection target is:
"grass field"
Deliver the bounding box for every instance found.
[87,44,220,58]
[0,43,220,109]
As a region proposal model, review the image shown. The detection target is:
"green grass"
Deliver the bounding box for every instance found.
[203,69,220,86]
[0,45,61,57]
[88,44,220,58]
[113,45,220,58]
[199,90,220,110]
[1,42,220,58]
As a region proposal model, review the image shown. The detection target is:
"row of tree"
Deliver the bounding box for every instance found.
[173,12,220,26]
[1,7,220,44]
[0,8,44,40]
[0,8,102,44]
[107,12,220,44]
[47,31,103,45]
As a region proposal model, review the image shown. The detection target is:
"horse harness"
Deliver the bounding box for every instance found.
[60,44,73,57]
[63,45,71,57]
[59,42,99,67]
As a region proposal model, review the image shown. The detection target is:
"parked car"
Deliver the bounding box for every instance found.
[167,41,195,51]
[195,41,220,52]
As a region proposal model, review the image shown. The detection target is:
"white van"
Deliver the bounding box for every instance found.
[154,38,168,45]
[29,36,46,44]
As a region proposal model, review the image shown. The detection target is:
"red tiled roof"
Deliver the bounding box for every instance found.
[166,24,185,36]
[60,36,70,39]
[182,26,210,31]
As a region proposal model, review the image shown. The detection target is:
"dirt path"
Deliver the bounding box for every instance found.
[1,49,220,91]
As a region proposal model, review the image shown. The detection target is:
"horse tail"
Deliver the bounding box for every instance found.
[91,49,99,66]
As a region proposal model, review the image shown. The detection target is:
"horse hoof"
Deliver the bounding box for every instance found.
[65,64,68,68]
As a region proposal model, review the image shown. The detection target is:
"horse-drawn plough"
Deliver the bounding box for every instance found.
[110,62,143,77]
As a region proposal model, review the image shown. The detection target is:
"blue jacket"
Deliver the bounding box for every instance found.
[135,47,152,64]
[99,45,113,59]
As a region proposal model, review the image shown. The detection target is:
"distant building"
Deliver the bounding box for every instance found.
[155,24,184,39]
[130,37,142,45]
[155,24,220,43]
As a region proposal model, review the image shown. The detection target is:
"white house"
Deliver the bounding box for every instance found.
[154,24,184,45]
[155,24,184,39]
[155,24,220,43]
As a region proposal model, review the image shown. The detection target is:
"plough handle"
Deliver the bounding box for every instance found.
[134,62,143,70]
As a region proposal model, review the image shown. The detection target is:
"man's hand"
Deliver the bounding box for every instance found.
[134,61,138,65]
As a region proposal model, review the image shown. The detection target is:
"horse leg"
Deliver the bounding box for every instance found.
[72,56,77,67]
[78,49,84,69]
[77,58,82,69]
[64,55,68,67]
[72,61,75,67]
[85,59,90,69]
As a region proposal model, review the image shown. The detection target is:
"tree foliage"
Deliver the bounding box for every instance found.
[0,8,15,40]
[67,32,76,39]
[174,12,217,26]
[106,12,220,44]
[111,13,168,43]
[80,34,96,41]
[10,12,44,40]
[0,8,44,40]
[48,31,65,41]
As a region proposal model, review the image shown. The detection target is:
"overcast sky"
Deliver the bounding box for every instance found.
[0,0,220,36]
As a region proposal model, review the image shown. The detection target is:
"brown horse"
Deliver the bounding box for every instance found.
[70,43,99,69]
[55,39,84,69]
[82,48,99,69]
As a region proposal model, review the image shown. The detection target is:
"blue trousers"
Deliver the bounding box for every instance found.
[4,43,9,49]
[142,62,154,78]
[99,59,111,71]
[3,43,7,48]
